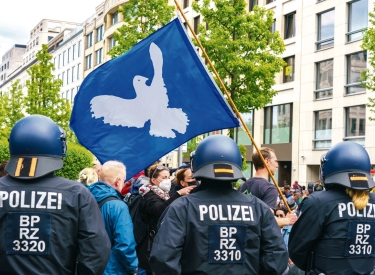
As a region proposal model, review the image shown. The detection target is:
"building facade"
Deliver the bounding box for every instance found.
[0,45,26,86]
[0,19,84,103]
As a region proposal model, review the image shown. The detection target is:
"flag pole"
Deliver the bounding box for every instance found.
[174,0,291,213]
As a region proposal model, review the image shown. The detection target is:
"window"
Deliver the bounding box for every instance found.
[62,72,65,86]
[61,91,65,99]
[67,90,71,100]
[97,25,104,42]
[347,51,367,95]
[264,104,292,144]
[54,57,56,68]
[109,36,116,50]
[72,66,76,82]
[285,12,296,39]
[112,11,118,25]
[234,111,253,145]
[78,41,82,57]
[317,9,335,50]
[96,48,103,65]
[68,48,71,63]
[71,88,76,102]
[183,0,189,9]
[87,32,93,48]
[266,0,276,3]
[315,59,333,99]
[62,51,66,66]
[67,69,70,84]
[270,19,276,34]
[48,36,53,42]
[77,63,81,79]
[58,54,61,69]
[249,0,258,11]
[345,105,366,145]
[314,110,332,149]
[72,44,76,60]
[194,16,200,34]
[283,56,295,83]
[86,54,92,69]
[348,0,368,42]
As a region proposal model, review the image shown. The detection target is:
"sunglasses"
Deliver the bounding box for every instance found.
[152,166,166,178]
[276,214,285,218]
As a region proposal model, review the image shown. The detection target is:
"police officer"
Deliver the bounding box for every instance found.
[289,141,375,275]
[0,115,111,274]
[149,135,288,274]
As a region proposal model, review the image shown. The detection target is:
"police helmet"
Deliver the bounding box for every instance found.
[192,135,245,181]
[320,141,375,190]
[6,115,67,179]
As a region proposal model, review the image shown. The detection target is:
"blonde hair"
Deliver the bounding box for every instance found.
[99,161,126,185]
[78,168,98,185]
[345,188,370,210]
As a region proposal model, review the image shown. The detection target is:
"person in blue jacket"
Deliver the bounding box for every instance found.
[89,160,138,275]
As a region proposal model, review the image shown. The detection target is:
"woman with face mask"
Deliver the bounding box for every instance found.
[169,167,197,196]
[138,164,195,275]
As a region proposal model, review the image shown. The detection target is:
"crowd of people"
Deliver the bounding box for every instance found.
[1,114,375,275]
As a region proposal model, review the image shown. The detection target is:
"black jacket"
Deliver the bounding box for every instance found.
[149,182,288,275]
[138,189,181,272]
[289,186,375,275]
[0,174,111,275]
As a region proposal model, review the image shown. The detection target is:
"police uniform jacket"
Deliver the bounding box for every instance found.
[0,174,111,275]
[149,182,288,275]
[289,186,375,275]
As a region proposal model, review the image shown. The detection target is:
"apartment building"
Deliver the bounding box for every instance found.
[0,20,84,103]
[0,45,26,86]
[230,0,374,186]
[82,1,124,77]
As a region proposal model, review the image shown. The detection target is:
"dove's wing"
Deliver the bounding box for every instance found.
[149,43,168,106]
[90,95,149,127]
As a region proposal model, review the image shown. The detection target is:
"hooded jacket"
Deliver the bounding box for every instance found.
[89,181,138,275]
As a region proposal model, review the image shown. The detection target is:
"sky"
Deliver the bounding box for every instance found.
[0,0,104,59]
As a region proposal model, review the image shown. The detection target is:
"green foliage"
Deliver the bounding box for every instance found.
[55,143,93,180]
[0,139,10,163]
[183,136,200,158]
[192,1,285,113]
[0,80,25,140]
[238,144,248,171]
[25,44,74,141]
[362,6,375,120]
[108,0,174,58]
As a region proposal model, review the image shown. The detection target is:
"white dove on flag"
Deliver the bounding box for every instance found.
[90,42,189,138]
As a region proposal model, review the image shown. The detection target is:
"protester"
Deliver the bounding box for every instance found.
[289,142,375,274]
[77,167,98,186]
[88,160,138,275]
[169,166,196,196]
[0,160,8,177]
[138,164,195,275]
[150,135,288,274]
[239,147,297,228]
[0,115,110,274]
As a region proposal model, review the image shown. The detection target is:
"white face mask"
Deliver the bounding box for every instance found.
[159,179,171,192]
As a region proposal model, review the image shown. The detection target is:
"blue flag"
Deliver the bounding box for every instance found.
[70,18,239,180]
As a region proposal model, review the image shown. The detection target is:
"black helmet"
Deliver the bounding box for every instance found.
[320,141,375,190]
[6,115,67,179]
[192,135,245,181]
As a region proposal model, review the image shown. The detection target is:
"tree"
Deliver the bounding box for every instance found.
[108,0,174,58]
[192,1,285,118]
[362,6,375,120]
[24,44,74,140]
[0,80,25,140]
